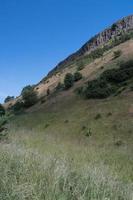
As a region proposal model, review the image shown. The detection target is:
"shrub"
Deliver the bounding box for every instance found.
[74,72,82,82]
[64,73,74,89]
[111,23,117,31]
[90,48,104,59]
[77,61,85,71]
[94,114,102,120]
[4,96,14,103]
[120,59,133,69]
[56,82,64,91]
[47,88,50,96]
[101,66,133,83]
[21,85,37,108]
[12,101,24,113]
[0,104,5,116]
[113,50,122,59]
[83,79,115,99]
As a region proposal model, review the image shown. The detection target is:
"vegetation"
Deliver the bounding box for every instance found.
[1,89,133,199]
[56,82,64,91]
[77,59,133,99]
[4,96,14,103]
[73,71,82,82]
[64,73,74,89]
[12,101,24,114]
[0,116,8,141]
[46,88,50,96]
[21,85,37,108]
[0,104,5,116]
[77,61,85,71]
[113,50,122,59]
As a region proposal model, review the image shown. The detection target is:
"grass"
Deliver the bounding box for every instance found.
[0,142,132,200]
[0,90,132,199]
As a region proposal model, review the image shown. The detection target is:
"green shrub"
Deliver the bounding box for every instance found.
[56,82,64,91]
[12,101,24,113]
[47,88,50,96]
[0,104,5,116]
[21,85,37,108]
[113,50,122,59]
[111,23,117,31]
[101,66,133,83]
[77,61,85,71]
[74,72,82,82]
[64,73,74,89]
[4,96,14,103]
[83,79,115,99]
[120,59,133,69]
[94,114,102,120]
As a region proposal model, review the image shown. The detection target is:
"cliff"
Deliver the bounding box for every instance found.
[46,15,133,78]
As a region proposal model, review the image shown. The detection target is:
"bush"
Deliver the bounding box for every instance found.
[0,104,5,116]
[111,23,117,31]
[21,85,37,108]
[101,66,133,83]
[64,73,74,89]
[113,50,122,59]
[83,79,115,99]
[77,61,85,71]
[56,82,64,91]
[120,59,133,69]
[4,96,14,103]
[74,72,82,82]
[47,88,50,96]
[12,101,24,113]
[94,114,102,120]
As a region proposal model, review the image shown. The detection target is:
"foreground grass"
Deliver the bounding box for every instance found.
[0,142,133,200]
[1,92,133,199]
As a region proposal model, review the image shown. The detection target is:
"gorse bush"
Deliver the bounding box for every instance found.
[4,96,14,103]
[113,50,122,59]
[101,60,133,83]
[77,61,85,71]
[56,82,64,91]
[83,79,116,99]
[12,101,24,114]
[77,59,133,99]
[73,72,82,82]
[64,73,74,89]
[0,104,5,116]
[21,85,37,108]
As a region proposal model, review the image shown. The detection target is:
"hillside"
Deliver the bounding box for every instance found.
[0,15,133,200]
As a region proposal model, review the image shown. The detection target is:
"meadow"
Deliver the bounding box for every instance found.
[0,92,133,200]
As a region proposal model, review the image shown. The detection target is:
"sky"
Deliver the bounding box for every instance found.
[0,0,132,102]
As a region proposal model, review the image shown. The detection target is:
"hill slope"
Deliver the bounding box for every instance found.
[1,15,133,200]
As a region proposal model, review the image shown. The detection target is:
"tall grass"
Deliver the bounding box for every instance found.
[0,142,132,200]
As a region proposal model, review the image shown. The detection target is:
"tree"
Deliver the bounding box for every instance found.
[4,96,14,103]
[64,73,74,89]
[74,72,82,82]
[21,85,37,108]
[0,104,5,116]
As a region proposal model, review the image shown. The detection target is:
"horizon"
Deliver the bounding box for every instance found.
[0,0,132,103]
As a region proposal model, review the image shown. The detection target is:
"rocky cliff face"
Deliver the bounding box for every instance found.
[46,15,133,78]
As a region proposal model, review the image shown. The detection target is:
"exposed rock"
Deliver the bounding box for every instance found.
[46,15,133,78]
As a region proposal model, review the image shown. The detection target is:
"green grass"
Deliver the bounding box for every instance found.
[1,90,133,199]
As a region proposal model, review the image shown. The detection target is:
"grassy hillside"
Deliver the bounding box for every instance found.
[1,40,133,199]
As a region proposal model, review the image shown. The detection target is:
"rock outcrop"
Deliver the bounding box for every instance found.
[46,15,133,78]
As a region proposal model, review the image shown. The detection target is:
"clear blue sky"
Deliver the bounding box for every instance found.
[0,0,132,102]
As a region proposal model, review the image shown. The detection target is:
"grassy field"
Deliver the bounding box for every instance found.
[0,89,133,199]
[1,41,133,199]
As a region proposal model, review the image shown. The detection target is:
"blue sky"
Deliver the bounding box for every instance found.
[0,0,132,102]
